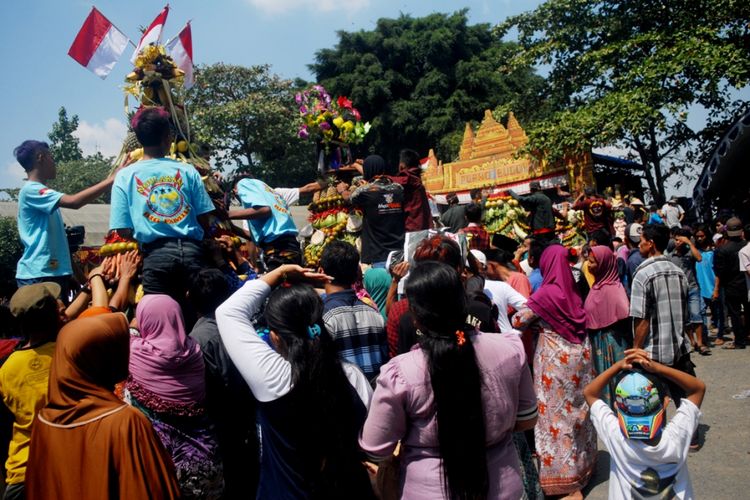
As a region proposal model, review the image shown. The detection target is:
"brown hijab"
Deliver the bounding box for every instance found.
[38,312,130,425]
[27,313,181,499]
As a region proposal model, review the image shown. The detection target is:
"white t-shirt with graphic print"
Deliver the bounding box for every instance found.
[589,398,700,499]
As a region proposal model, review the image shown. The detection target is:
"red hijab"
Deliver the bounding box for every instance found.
[527,244,587,344]
[584,246,630,329]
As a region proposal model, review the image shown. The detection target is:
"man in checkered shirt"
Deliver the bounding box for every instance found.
[630,223,697,407]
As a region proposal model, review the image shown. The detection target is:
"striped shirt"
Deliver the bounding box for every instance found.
[630,256,689,365]
[323,290,388,380]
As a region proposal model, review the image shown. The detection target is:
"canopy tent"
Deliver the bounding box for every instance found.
[693,107,750,220]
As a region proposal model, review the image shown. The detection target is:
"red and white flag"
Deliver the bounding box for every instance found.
[166,23,194,89]
[68,7,130,79]
[131,5,170,63]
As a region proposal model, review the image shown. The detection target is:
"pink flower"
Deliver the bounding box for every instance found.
[298,127,309,139]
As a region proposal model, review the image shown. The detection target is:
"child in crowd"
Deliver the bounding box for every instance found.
[584,348,705,499]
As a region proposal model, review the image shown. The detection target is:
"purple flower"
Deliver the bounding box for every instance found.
[299,105,308,114]
[319,122,331,131]
[298,127,309,139]
[295,93,302,104]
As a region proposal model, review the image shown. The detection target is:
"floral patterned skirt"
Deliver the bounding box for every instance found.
[533,331,597,495]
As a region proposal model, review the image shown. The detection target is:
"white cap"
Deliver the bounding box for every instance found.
[469,249,487,267]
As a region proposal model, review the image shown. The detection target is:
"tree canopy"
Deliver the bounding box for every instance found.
[310,10,545,164]
[187,63,316,188]
[47,153,113,203]
[48,107,83,163]
[0,216,23,298]
[497,0,750,202]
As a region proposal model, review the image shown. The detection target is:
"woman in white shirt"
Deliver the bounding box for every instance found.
[216,265,374,499]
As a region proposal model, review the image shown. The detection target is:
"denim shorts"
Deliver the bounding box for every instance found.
[687,287,703,324]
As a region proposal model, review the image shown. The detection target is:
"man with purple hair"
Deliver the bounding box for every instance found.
[109,106,216,299]
[13,140,114,298]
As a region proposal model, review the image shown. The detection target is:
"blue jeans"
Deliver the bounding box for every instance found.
[141,238,207,300]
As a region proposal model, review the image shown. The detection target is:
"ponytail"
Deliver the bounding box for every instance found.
[406,262,489,499]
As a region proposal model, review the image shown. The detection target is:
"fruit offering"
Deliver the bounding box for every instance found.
[99,231,139,257]
[482,195,530,241]
[303,185,362,266]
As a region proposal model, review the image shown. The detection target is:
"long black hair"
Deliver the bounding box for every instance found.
[406,261,489,500]
[263,284,372,497]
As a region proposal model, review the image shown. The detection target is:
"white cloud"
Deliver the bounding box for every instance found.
[0,161,28,190]
[73,118,127,158]
[246,0,370,15]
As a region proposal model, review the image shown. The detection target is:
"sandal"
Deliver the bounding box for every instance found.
[714,338,725,346]
[698,345,711,355]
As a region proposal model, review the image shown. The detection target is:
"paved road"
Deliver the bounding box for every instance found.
[584,344,750,498]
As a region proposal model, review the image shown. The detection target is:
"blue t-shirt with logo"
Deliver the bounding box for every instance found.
[16,181,72,279]
[109,158,215,244]
[236,178,297,244]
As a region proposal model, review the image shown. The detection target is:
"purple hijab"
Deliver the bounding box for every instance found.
[527,244,587,344]
[129,295,205,403]
[584,246,630,329]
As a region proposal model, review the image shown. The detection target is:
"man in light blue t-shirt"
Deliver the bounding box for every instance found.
[13,140,115,299]
[228,177,302,269]
[109,107,216,299]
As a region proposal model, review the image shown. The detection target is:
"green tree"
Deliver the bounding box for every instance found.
[497,0,750,202]
[310,10,545,163]
[47,153,113,203]
[0,216,23,298]
[186,64,316,188]
[48,107,83,163]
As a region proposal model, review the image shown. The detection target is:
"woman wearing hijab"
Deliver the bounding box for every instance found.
[127,294,224,499]
[363,267,391,319]
[512,244,597,499]
[585,245,631,406]
[26,313,180,500]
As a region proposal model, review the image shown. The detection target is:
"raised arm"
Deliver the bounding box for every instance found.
[59,176,115,209]
[216,278,292,402]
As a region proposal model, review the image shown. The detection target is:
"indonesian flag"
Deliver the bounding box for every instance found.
[166,23,194,89]
[131,5,170,63]
[68,7,130,79]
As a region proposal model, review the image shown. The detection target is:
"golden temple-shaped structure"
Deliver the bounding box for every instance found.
[423,110,594,196]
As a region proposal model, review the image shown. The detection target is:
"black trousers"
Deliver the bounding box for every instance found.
[724,292,748,347]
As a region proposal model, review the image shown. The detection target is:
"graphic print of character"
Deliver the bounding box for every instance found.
[136,171,189,222]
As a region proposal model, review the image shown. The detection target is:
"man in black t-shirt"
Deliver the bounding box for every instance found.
[713,217,748,349]
[350,155,406,266]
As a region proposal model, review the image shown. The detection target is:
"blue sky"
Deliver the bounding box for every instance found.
[1,1,746,196]
[0,0,539,190]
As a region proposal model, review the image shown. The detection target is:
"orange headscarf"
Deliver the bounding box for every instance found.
[39,313,130,426]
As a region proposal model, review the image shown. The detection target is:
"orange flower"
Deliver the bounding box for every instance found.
[538,402,547,415]
[559,353,569,364]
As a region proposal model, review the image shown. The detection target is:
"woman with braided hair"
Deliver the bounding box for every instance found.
[361,261,538,499]
[216,264,374,499]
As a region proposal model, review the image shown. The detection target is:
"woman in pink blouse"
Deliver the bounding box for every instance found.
[360,261,538,499]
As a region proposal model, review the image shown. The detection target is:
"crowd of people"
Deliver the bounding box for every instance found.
[0,105,744,499]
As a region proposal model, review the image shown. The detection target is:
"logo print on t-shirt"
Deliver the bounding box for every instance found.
[135,171,191,225]
[589,200,604,218]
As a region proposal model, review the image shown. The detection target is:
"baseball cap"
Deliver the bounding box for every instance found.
[625,223,643,244]
[630,198,644,207]
[614,371,666,440]
[9,282,61,317]
[668,196,679,204]
[469,249,487,267]
[726,217,743,237]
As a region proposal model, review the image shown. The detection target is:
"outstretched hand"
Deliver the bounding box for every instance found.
[262,264,333,288]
